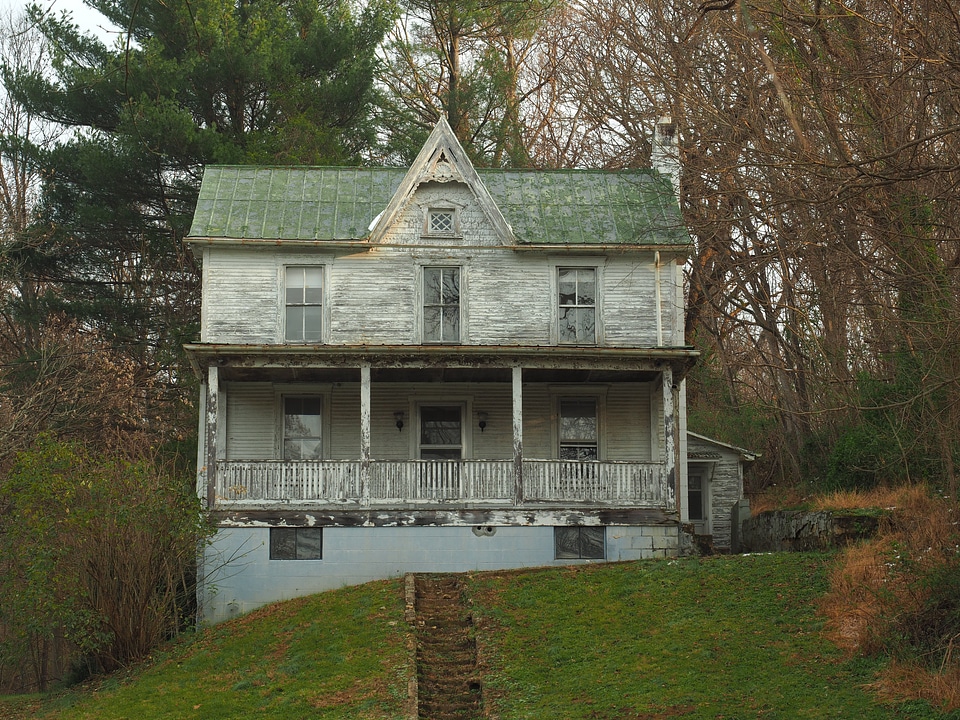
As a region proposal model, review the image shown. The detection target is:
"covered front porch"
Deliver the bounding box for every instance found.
[189,344,696,518]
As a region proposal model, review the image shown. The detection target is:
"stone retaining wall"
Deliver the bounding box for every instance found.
[740,510,880,552]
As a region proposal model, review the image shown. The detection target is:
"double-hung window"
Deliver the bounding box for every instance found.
[558,267,596,344]
[282,396,322,460]
[559,398,598,461]
[423,266,460,343]
[285,266,323,342]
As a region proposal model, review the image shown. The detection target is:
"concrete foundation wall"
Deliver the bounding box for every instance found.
[200,523,681,624]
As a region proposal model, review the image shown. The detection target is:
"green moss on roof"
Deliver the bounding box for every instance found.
[188,165,690,246]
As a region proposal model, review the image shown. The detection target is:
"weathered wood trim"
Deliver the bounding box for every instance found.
[205,365,220,510]
[213,506,676,528]
[360,363,371,506]
[661,366,676,511]
[183,343,699,376]
[512,365,523,505]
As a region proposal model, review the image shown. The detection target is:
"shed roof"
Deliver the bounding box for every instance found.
[188,165,690,247]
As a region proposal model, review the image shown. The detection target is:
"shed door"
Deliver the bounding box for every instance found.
[687,463,711,535]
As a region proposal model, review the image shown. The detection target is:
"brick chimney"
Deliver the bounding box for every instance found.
[651,116,680,201]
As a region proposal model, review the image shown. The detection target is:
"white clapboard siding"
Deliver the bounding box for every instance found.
[225,383,275,460]
[605,383,654,460]
[202,248,279,344]
[329,254,416,343]
[201,250,675,347]
[601,261,657,346]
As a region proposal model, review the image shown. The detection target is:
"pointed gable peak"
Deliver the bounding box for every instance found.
[415,117,470,185]
[368,117,516,244]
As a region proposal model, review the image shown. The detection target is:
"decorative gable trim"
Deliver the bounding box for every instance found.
[368,118,517,245]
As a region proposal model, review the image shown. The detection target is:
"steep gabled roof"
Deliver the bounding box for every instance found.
[187,122,691,247]
[368,117,516,245]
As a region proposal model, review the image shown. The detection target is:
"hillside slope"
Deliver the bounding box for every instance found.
[4,553,951,719]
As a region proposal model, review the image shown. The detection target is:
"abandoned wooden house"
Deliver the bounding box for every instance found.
[186,118,745,624]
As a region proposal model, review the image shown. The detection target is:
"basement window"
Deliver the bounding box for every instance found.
[270,528,323,560]
[554,526,605,559]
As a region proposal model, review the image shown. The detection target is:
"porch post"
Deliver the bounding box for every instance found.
[661,365,676,510]
[512,365,524,504]
[204,364,220,510]
[360,363,371,506]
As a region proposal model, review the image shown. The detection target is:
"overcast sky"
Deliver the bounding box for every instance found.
[2,0,119,39]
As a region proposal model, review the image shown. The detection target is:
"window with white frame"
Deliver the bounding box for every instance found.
[554,526,605,559]
[284,266,323,342]
[282,396,322,460]
[270,528,322,560]
[425,207,457,236]
[423,266,460,343]
[559,398,598,460]
[558,267,596,344]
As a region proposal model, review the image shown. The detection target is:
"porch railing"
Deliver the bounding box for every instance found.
[214,459,672,508]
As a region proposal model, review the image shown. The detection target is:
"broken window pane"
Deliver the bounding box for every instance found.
[558,268,595,344]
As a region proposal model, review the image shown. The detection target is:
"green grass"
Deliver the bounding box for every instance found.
[27,579,411,720]
[467,554,952,719]
[3,554,956,719]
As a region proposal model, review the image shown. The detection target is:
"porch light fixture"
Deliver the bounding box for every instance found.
[394,411,405,431]
[477,411,488,432]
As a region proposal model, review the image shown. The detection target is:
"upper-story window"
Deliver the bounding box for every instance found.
[285,266,323,342]
[423,266,460,343]
[558,267,596,344]
[424,207,459,237]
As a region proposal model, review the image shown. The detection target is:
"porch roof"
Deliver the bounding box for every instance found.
[183,342,699,379]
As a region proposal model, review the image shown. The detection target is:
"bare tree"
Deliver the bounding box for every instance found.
[540,0,960,489]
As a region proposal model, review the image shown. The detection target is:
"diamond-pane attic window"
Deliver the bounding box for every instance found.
[427,208,456,236]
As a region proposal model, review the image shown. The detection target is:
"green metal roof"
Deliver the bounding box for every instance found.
[188,165,690,246]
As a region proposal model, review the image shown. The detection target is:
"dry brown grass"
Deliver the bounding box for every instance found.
[820,485,960,711]
[749,484,921,515]
[868,660,960,712]
[808,485,925,512]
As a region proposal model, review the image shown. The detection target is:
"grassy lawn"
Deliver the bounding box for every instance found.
[4,553,956,719]
[29,579,411,720]
[467,553,952,720]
